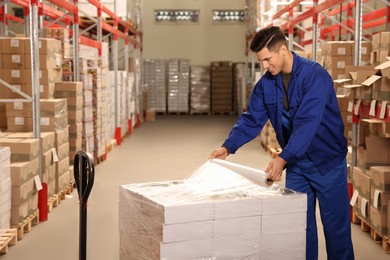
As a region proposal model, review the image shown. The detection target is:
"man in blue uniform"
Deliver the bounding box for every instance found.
[209,26,354,260]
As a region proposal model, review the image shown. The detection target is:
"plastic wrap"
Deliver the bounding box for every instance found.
[119,160,307,259]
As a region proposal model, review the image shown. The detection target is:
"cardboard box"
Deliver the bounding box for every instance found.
[30,69,62,85]
[40,98,67,117]
[370,187,390,213]
[6,116,29,132]
[0,138,39,162]
[8,84,55,99]
[345,65,376,84]
[40,113,68,132]
[2,54,26,69]
[6,132,54,153]
[323,41,353,56]
[352,41,373,56]
[54,82,83,97]
[56,156,69,177]
[69,137,82,152]
[357,136,390,170]
[11,178,35,206]
[146,111,155,122]
[0,69,29,84]
[352,167,371,200]
[370,206,387,235]
[56,170,70,193]
[353,195,370,223]
[5,101,33,117]
[41,149,53,170]
[327,69,346,80]
[11,201,28,225]
[324,56,353,70]
[337,96,350,112]
[42,164,56,184]
[370,166,390,191]
[68,110,82,124]
[0,37,27,54]
[25,53,62,69]
[69,123,82,139]
[56,142,69,161]
[55,127,69,147]
[10,161,32,186]
[25,38,62,54]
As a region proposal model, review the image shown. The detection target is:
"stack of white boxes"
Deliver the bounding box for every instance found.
[119,161,307,259]
[79,58,94,154]
[108,71,129,138]
[144,59,167,113]
[168,59,190,113]
[190,66,210,114]
[0,147,11,236]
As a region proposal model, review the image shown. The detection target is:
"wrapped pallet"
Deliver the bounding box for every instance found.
[119,159,307,259]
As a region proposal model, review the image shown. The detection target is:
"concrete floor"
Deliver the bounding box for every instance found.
[2,115,389,260]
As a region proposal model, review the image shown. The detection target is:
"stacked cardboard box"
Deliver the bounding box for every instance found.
[79,58,94,154]
[211,61,233,113]
[53,126,70,194]
[0,147,11,236]
[371,32,390,65]
[43,27,71,59]
[369,166,390,236]
[322,41,353,80]
[167,59,190,113]
[190,65,210,114]
[144,59,166,113]
[352,41,372,66]
[0,138,39,225]
[5,98,68,133]
[119,161,307,259]
[6,132,56,197]
[54,82,83,165]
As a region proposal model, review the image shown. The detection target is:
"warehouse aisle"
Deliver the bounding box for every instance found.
[1,115,388,260]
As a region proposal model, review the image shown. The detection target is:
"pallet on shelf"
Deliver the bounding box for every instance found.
[11,210,39,241]
[0,229,17,255]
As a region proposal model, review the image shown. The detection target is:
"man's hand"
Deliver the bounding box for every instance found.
[265,156,286,181]
[209,147,229,160]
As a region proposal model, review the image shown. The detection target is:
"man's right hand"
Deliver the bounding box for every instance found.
[209,147,229,160]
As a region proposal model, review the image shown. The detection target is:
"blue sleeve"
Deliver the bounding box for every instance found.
[279,67,331,163]
[222,80,269,154]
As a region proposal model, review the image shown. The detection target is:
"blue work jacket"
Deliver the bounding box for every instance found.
[223,52,347,174]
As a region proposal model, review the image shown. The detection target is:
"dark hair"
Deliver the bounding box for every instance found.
[250,26,287,53]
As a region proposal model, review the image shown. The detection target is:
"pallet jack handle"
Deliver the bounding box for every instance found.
[74,151,95,260]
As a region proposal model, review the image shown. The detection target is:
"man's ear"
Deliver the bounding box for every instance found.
[279,44,288,55]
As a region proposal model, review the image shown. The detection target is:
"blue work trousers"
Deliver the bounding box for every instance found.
[286,159,354,260]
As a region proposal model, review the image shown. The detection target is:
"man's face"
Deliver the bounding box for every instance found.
[256,46,285,76]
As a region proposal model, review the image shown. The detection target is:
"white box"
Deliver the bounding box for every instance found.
[214,216,261,237]
[262,212,307,234]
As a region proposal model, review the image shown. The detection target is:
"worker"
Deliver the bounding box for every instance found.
[209,26,354,260]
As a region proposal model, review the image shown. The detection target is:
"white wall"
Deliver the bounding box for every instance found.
[142,0,246,66]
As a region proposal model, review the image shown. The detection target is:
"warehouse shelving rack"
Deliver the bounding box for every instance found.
[247,0,390,170]
[0,0,142,218]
